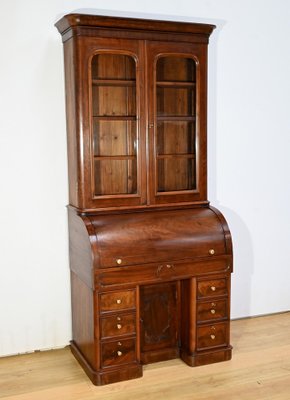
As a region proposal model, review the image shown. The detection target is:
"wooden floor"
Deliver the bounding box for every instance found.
[1,312,290,399]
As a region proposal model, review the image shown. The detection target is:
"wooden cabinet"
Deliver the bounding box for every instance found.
[56,14,233,385]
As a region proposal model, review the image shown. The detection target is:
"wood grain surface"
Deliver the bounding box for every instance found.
[1,312,290,399]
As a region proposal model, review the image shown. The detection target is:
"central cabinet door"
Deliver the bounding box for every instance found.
[140,282,179,363]
[146,41,208,205]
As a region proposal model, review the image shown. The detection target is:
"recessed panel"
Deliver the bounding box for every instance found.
[93,120,137,156]
[92,54,136,80]
[157,87,195,117]
[157,158,195,192]
[157,57,195,82]
[157,121,195,155]
[94,159,137,195]
[92,86,136,117]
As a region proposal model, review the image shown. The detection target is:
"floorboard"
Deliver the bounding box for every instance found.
[1,313,290,399]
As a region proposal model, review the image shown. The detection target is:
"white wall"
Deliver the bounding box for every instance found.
[1,0,290,357]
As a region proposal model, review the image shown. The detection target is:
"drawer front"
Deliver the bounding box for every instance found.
[101,314,136,338]
[101,338,136,367]
[197,323,228,350]
[197,278,227,298]
[99,290,135,313]
[98,258,231,287]
[197,299,227,322]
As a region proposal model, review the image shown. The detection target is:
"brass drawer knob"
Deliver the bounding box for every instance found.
[211,286,216,292]
[117,324,122,329]
[210,309,216,314]
[210,334,216,340]
[116,258,122,265]
[117,351,123,357]
[209,249,215,255]
[117,342,122,346]
[116,299,122,304]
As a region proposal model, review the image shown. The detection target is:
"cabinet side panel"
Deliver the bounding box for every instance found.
[63,38,79,207]
[71,271,96,369]
[68,208,93,287]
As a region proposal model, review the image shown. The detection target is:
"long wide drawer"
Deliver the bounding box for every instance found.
[96,258,232,287]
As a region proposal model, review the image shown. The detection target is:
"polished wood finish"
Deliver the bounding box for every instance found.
[55,13,233,385]
[55,14,214,211]
[2,313,290,400]
[140,282,179,364]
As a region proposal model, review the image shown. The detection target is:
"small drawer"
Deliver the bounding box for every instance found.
[197,299,227,322]
[99,290,135,313]
[101,338,136,367]
[197,278,227,298]
[101,313,136,338]
[197,322,228,350]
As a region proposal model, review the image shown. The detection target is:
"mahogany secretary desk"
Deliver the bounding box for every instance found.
[55,14,233,385]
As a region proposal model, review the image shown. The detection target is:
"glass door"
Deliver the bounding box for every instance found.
[156,56,196,192]
[89,47,146,208]
[147,42,208,205]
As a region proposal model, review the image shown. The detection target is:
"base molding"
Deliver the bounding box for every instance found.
[70,341,143,385]
[141,346,179,364]
[180,346,233,367]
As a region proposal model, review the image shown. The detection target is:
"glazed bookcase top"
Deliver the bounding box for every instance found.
[55,13,215,210]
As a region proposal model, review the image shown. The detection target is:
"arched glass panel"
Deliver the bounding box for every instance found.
[156,57,197,192]
[91,54,137,195]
